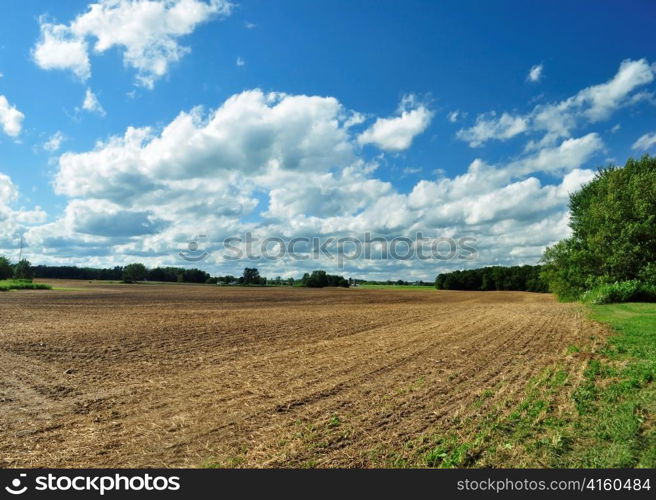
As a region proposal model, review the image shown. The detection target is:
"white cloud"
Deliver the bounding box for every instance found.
[262,162,392,221]
[82,88,106,115]
[447,110,463,123]
[507,133,604,177]
[458,59,655,148]
[527,64,543,83]
[0,172,18,206]
[632,132,656,151]
[67,199,168,237]
[402,166,422,175]
[32,0,233,88]
[407,162,595,228]
[358,95,433,151]
[456,112,528,147]
[46,95,360,244]
[55,89,355,202]
[0,172,47,252]
[236,56,245,67]
[32,20,91,80]
[43,131,65,152]
[21,89,608,277]
[574,59,654,121]
[0,95,24,137]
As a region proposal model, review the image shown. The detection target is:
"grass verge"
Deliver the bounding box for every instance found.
[0,279,52,291]
[577,303,656,467]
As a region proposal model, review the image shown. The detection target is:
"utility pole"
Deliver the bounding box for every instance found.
[18,234,24,262]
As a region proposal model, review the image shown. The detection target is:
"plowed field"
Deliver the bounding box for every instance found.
[0,282,607,467]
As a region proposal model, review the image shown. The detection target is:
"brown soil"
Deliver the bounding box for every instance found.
[0,281,606,468]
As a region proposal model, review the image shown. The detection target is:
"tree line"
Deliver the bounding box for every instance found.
[2,260,353,289]
[0,257,35,280]
[435,265,548,292]
[301,270,349,288]
[32,265,124,280]
[121,263,211,283]
[4,262,212,284]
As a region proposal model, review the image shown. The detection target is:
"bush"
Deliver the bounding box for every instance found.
[582,280,656,305]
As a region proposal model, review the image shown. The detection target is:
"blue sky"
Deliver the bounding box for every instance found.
[0,0,655,280]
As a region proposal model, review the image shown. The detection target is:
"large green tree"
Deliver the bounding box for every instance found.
[541,155,656,299]
[241,267,263,285]
[304,270,349,288]
[123,263,147,283]
[13,259,34,280]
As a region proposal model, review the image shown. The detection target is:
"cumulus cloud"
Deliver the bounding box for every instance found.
[0,95,24,137]
[527,64,543,83]
[55,89,356,202]
[632,131,656,151]
[0,173,18,206]
[358,95,433,151]
[0,172,47,252]
[32,21,91,80]
[506,133,604,177]
[20,86,609,277]
[32,0,233,88]
[67,199,168,237]
[56,126,163,203]
[456,112,528,147]
[82,88,106,115]
[458,59,654,148]
[48,89,364,263]
[263,163,392,221]
[406,163,595,235]
[574,59,654,121]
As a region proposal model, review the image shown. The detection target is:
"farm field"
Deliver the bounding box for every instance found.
[0,281,609,468]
